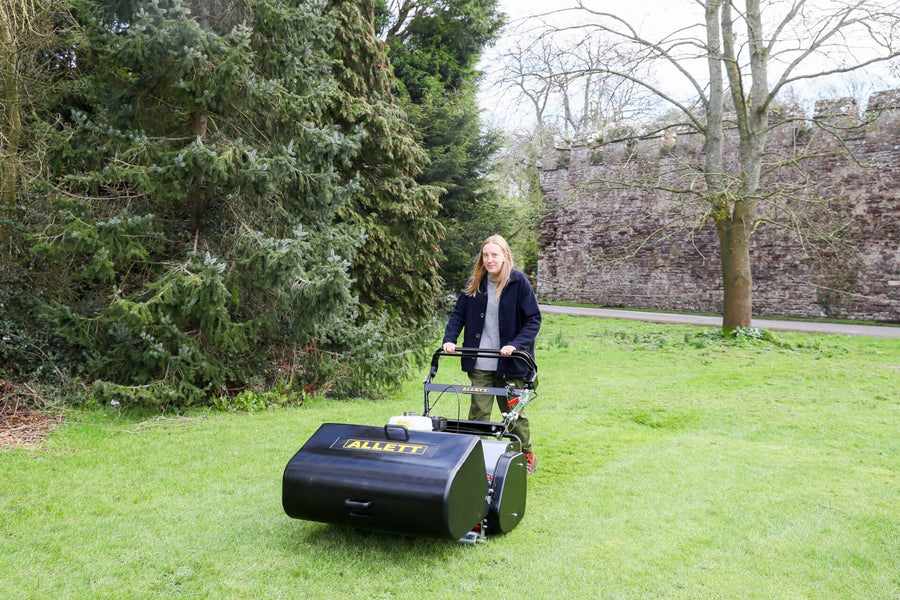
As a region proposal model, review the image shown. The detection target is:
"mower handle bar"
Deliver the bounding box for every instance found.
[424,348,538,435]
[428,347,537,384]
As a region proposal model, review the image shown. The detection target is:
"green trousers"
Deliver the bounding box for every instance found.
[467,369,533,453]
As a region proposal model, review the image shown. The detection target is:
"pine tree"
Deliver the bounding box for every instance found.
[379,0,506,292]
[327,0,444,326]
[29,0,377,405]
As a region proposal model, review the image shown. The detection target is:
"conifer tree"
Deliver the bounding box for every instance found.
[327,0,445,326]
[378,0,506,291]
[29,0,388,405]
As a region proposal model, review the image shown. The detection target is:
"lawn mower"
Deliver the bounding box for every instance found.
[282,347,538,543]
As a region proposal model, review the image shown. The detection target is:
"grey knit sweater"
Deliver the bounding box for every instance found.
[475,277,500,371]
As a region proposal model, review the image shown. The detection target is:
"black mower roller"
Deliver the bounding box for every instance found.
[282,347,537,541]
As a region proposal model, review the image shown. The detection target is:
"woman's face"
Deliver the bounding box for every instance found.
[482,243,506,276]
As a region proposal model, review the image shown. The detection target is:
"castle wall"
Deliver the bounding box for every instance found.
[538,89,900,323]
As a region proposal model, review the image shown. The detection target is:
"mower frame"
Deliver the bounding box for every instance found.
[282,346,539,542]
[422,347,538,446]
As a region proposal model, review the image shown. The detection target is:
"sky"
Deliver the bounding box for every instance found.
[477,0,900,133]
[476,0,702,130]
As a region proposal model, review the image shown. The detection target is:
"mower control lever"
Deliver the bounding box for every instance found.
[499,387,534,438]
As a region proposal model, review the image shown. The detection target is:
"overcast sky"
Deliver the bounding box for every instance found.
[478,0,900,132]
[477,0,695,129]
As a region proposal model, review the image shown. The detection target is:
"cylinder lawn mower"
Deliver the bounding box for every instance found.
[282,347,538,543]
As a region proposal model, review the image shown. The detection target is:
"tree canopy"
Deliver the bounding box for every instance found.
[3,0,451,405]
[378,0,511,291]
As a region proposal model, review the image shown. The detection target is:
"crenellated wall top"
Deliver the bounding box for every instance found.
[543,88,900,172]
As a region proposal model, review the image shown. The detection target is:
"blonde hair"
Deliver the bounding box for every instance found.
[465,235,515,299]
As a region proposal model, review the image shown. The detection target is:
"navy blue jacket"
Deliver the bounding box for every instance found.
[443,270,541,378]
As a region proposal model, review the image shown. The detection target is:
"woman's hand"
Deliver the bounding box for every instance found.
[442,342,457,353]
[500,345,516,356]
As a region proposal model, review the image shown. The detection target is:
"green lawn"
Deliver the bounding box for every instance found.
[2,315,898,599]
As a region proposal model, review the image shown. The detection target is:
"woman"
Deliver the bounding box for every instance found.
[442,235,542,474]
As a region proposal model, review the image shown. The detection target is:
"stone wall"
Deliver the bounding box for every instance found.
[538,89,900,323]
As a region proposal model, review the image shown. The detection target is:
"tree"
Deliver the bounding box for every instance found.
[496,27,653,140]
[25,0,415,405]
[379,0,503,97]
[488,126,547,278]
[0,0,27,229]
[0,0,78,385]
[326,0,446,336]
[544,0,900,329]
[490,25,653,281]
[0,0,68,241]
[377,0,507,292]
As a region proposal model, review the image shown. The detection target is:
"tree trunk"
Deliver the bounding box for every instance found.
[718,0,765,333]
[188,2,210,241]
[0,16,21,245]
[187,111,208,238]
[717,201,754,330]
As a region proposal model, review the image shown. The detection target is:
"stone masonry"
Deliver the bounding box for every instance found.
[538,89,900,323]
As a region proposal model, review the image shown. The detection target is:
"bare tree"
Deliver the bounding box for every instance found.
[497,37,556,126]
[1,0,33,229]
[0,0,69,244]
[545,0,900,329]
[496,25,654,140]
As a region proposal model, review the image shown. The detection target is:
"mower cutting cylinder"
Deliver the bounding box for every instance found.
[283,423,491,540]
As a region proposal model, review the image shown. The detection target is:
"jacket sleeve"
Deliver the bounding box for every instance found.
[509,277,542,352]
[443,293,467,344]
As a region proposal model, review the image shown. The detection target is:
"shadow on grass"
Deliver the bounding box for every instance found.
[280,519,464,558]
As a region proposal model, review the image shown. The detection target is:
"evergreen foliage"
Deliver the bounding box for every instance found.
[1,0,82,388]
[327,0,444,327]
[378,0,507,292]
[14,0,439,406]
